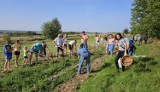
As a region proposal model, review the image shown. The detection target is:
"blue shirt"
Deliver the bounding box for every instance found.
[77,48,88,56]
[33,42,42,51]
[3,44,12,55]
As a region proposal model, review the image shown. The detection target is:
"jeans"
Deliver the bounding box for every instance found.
[108,44,114,55]
[80,43,88,49]
[115,51,125,71]
[78,52,90,74]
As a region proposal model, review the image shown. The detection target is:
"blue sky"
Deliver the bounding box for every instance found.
[0,0,133,33]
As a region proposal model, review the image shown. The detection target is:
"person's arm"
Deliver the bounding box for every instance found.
[74,43,77,51]
[53,38,57,47]
[123,41,127,56]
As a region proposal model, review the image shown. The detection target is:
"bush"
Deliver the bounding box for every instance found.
[2,34,11,41]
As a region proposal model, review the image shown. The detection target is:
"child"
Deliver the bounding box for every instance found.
[12,40,21,67]
[3,41,12,72]
[23,46,29,65]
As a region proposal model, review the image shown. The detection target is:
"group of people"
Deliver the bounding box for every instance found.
[95,32,137,72]
[3,31,90,75]
[4,31,142,74]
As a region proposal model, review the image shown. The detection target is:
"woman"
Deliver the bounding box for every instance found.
[12,40,21,67]
[95,34,100,48]
[107,34,115,56]
[115,33,127,72]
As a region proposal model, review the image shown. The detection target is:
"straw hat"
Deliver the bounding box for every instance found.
[121,56,133,66]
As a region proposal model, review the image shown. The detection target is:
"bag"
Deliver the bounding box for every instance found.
[118,58,122,68]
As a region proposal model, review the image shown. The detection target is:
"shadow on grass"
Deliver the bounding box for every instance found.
[140,57,154,63]
[91,63,111,73]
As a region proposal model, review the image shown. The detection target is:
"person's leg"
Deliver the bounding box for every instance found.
[115,51,121,71]
[15,54,20,67]
[77,55,85,74]
[59,46,64,56]
[56,47,59,57]
[86,53,90,74]
[4,60,8,71]
[7,60,10,70]
[35,53,38,64]
[44,48,46,56]
[29,52,33,65]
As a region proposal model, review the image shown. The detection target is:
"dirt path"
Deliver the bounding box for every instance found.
[54,53,107,92]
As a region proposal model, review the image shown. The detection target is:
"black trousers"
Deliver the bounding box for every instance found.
[115,51,125,71]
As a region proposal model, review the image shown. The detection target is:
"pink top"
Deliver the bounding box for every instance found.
[108,38,115,44]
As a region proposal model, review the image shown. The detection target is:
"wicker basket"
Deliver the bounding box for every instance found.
[121,56,133,66]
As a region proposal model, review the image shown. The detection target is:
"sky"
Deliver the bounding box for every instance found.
[0,0,133,33]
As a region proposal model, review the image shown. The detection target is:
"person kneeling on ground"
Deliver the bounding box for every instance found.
[77,44,90,75]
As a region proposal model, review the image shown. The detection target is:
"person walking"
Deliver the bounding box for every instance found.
[115,33,127,72]
[107,34,115,56]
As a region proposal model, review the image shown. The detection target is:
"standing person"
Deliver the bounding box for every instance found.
[29,41,46,65]
[68,40,77,56]
[63,34,68,55]
[54,34,64,57]
[115,33,127,72]
[107,34,115,56]
[143,34,148,44]
[12,40,21,67]
[23,46,29,65]
[3,41,12,72]
[79,31,89,49]
[138,34,142,46]
[77,44,90,75]
[95,34,100,48]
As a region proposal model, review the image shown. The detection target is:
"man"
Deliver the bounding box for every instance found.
[54,34,64,57]
[121,33,135,56]
[77,44,90,75]
[79,31,89,49]
[29,41,46,65]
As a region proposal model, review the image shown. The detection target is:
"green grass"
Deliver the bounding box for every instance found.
[78,41,160,92]
[0,35,160,92]
[0,35,103,91]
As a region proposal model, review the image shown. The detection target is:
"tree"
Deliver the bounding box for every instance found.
[42,18,62,39]
[2,34,11,41]
[130,0,160,39]
[123,28,129,34]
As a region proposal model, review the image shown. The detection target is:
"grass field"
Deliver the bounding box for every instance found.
[0,35,160,92]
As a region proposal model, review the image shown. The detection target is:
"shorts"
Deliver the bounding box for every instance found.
[57,46,63,52]
[68,44,73,50]
[30,49,39,54]
[14,51,20,55]
[24,56,28,59]
[4,52,12,60]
